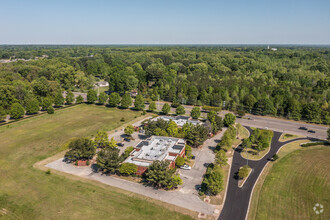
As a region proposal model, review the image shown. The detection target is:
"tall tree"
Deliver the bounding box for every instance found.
[64,138,95,161]
[10,103,25,119]
[96,147,120,174]
[190,107,201,119]
[148,101,157,112]
[65,91,75,104]
[54,92,64,107]
[94,130,109,148]
[87,89,97,103]
[134,94,145,110]
[161,103,171,115]
[108,92,121,107]
[98,92,108,105]
[121,93,132,109]
[25,98,39,114]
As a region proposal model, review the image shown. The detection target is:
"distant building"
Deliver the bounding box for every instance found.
[130,90,138,97]
[95,81,109,87]
[151,115,203,127]
[271,48,277,51]
[124,136,186,175]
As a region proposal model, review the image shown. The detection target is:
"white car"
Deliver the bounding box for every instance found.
[180,164,191,170]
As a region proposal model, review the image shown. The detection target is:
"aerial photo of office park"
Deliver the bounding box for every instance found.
[0,1,329,220]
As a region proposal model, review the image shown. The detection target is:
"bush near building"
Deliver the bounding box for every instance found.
[175,156,185,167]
[119,163,138,175]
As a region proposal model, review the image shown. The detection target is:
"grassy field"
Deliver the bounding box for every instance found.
[0,104,192,220]
[249,144,329,220]
[279,133,300,142]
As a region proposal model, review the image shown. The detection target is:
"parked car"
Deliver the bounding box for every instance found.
[180,164,191,170]
[308,130,316,133]
[299,126,308,130]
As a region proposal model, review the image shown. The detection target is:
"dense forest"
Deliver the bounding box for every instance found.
[0,45,329,124]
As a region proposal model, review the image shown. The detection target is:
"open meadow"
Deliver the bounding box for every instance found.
[0,104,192,220]
[250,145,329,220]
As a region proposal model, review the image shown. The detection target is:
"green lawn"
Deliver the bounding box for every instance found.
[252,146,329,220]
[279,133,300,142]
[0,104,192,220]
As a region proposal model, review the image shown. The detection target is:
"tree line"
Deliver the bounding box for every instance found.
[0,45,329,124]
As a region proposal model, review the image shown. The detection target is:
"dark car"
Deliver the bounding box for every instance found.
[308,130,316,133]
[299,126,308,130]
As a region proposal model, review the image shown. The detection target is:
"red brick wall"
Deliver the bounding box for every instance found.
[180,146,186,157]
[136,166,148,175]
[169,160,176,169]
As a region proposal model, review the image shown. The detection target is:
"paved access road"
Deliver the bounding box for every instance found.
[219,127,307,220]
[234,114,327,140]
[154,101,327,140]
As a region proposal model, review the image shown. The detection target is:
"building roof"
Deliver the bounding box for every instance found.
[151,115,202,127]
[124,136,185,167]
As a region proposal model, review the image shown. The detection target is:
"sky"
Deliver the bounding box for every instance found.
[0,0,329,44]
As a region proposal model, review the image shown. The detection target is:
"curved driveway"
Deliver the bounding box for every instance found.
[219,127,308,220]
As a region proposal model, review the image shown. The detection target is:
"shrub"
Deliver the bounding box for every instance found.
[202,106,222,112]
[47,106,54,114]
[238,165,250,179]
[76,95,84,104]
[122,146,134,159]
[300,141,329,147]
[120,117,125,122]
[45,169,51,175]
[175,156,185,167]
[119,163,138,175]
[272,154,279,161]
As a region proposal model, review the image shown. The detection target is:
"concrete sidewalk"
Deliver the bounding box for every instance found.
[46,158,217,215]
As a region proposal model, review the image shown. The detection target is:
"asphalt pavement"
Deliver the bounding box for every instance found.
[219,127,308,220]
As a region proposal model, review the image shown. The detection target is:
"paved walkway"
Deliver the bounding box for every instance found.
[219,127,308,220]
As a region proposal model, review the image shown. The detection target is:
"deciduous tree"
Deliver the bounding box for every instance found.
[190,107,201,119]
[10,103,25,119]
